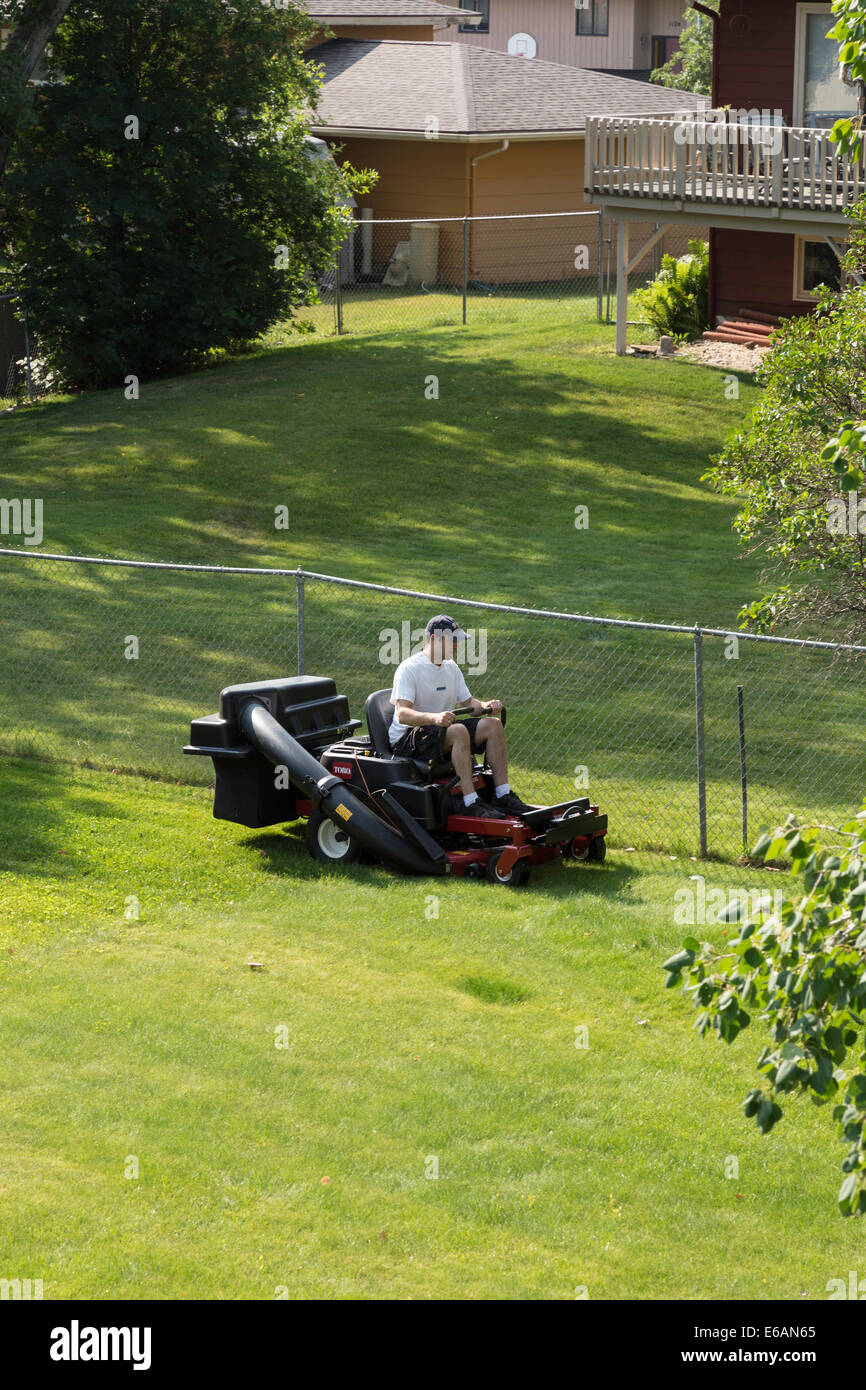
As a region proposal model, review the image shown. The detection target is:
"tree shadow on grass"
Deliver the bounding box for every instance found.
[0,327,752,625]
[0,754,125,878]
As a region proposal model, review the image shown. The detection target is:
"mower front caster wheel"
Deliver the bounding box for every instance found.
[486,847,530,887]
[565,835,607,863]
[306,810,365,866]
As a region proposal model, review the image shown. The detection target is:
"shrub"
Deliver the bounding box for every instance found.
[634,239,709,342]
[663,806,866,1215]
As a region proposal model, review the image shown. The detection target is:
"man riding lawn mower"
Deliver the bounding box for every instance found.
[184,613,607,887]
[388,614,533,821]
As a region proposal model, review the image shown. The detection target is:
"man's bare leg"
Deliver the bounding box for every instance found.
[443,722,474,797]
[473,716,508,785]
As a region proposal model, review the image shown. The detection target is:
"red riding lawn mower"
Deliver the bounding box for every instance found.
[185,675,608,887]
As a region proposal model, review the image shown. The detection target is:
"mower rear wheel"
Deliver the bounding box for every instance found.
[306,810,365,866]
[485,848,529,887]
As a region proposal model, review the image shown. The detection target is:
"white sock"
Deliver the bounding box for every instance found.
[463,790,478,807]
[495,783,510,798]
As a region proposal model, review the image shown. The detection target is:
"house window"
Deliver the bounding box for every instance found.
[794,3,859,128]
[576,0,609,37]
[460,0,488,33]
[651,35,680,70]
[794,237,843,300]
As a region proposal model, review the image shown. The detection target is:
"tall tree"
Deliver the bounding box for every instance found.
[0,0,74,183]
[0,0,372,388]
[649,2,718,98]
[704,200,866,643]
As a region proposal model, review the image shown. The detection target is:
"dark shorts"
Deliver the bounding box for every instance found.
[391,717,485,762]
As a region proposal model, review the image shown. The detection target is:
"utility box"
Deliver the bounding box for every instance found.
[409,222,440,287]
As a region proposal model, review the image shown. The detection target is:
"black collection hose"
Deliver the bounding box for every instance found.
[239,699,445,877]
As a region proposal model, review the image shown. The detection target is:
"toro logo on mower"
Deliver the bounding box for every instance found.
[331,763,354,779]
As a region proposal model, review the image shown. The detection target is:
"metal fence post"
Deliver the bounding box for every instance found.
[694,626,708,857]
[335,248,343,336]
[737,684,748,855]
[597,209,604,323]
[462,217,468,326]
[296,569,305,676]
[21,305,33,403]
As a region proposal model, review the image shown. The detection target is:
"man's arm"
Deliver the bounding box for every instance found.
[457,697,503,716]
[395,699,454,728]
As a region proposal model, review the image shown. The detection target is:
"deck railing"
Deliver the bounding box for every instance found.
[585,111,866,216]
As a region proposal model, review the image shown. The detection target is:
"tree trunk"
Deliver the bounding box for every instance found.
[0,0,75,182]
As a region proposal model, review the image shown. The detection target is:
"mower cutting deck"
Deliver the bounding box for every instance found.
[184,675,607,887]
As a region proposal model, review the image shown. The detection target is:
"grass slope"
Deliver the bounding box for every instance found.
[2,319,755,622]
[0,757,860,1300]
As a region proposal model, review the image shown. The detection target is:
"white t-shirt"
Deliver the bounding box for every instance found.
[388,652,471,747]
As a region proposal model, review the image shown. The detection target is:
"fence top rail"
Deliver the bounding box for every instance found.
[2,547,865,653]
[355,211,599,225]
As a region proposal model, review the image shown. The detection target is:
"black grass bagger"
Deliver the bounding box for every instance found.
[185,676,607,888]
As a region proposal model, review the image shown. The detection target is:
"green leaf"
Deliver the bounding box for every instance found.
[839,1172,858,1216]
[775,1058,801,1087]
[757,1098,783,1134]
[662,949,694,975]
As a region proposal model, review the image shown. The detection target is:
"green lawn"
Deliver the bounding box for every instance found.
[271,279,608,340]
[1,755,861,1300]
[2,316,863,859]
[1,317,747,617]
[3,315,865,1300]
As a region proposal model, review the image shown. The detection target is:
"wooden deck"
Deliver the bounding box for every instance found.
[585,114,864,222]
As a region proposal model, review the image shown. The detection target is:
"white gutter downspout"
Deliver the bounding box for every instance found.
[468,139,509,286]
[470,139,510,189]
[469,138,509,217]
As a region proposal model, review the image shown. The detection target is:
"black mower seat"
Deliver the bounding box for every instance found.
[364,688,456,781]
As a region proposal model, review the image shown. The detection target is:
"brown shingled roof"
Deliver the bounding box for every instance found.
[308,39,707,138]
[305,0,478,19]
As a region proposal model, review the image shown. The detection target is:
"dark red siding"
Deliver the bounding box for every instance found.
[717,0,798,120]
[712,227,813,322]
[713,2,804,321]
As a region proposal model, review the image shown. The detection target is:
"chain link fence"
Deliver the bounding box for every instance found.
[284,210,703,339]
[0,213,707,395]
[599,212,709,328]
[0,294,38,408]
[2,549,864,862]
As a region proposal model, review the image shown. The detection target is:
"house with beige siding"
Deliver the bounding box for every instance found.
[441,0,689,77]
[307,35,704,283]
[303,0,483,46]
